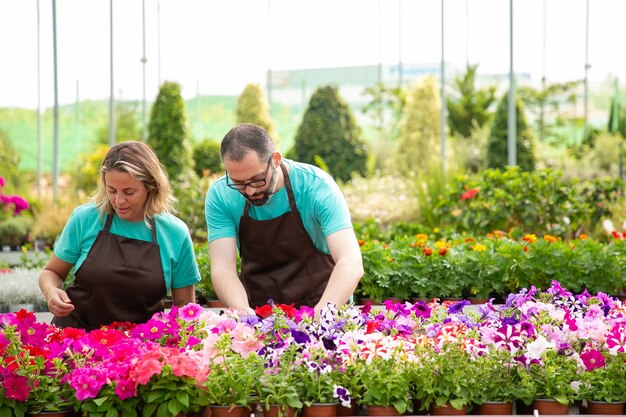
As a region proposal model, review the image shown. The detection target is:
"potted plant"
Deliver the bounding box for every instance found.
[579,349,626,414]
[411,341,477,415]
[0,320,76,415]
[342,333,413,416]
[255,342,303,417]
[471,348,525,414]
[294,343,351,417]
[129,346,210,417]
[0,267,44,312]
[518,343,581,412]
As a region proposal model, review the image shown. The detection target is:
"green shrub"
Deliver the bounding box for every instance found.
[236,83,275,139]
[0,216,32,247]
[435,167,593,238]
[192,139,223,177]
[194,241,216,301]
[289,85,367,182]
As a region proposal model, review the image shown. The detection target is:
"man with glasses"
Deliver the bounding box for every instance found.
[205,123,364,315]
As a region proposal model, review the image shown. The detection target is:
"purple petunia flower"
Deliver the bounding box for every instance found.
[448,300,470,314]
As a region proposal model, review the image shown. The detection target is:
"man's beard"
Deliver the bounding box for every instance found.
[245,165,279,206]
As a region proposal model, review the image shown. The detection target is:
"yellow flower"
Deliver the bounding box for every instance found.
[473,244,487,252]
[521,234,537,243]
[434,240,449,249]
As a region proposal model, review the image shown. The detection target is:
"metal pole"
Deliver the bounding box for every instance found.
[157,0,161,85]
[398,0,402,87]
[36,0,42,198]
[377,0,382,84]
[267,0,272,112]
[109,0,115,146]
[141,0,147,141]
[583,0,591,141]
[52,0,59,201]
[440,0,446,175]
[507,0,516,167]
[540,0,546,142]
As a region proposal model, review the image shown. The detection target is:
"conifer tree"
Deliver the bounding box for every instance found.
[236,83,275,139]
[290,85,367,182]
[487,93,536,171]
[147,81,194,182]
[393,77,441,176]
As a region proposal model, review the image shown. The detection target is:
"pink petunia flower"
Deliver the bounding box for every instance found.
[179,303,204,322]
[580,349,606,371]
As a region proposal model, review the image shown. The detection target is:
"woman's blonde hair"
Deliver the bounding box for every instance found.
[91,141,176,222]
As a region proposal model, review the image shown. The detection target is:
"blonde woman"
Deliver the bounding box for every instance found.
[39,141,200,330]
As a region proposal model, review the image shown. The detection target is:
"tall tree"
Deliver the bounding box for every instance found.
[147,81,194,183]
[393,77,441,176]
[446,64,496,138]
[289,85,367,182]
[487,93,536,172]
[236,83,275,139]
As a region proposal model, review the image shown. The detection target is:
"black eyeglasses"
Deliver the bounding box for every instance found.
[226,157,273,191]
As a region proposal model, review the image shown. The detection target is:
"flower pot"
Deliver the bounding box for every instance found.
[263,405,296,417]
[477,402,513,415]
[429,403,467,415]
[366,405,400,416]
[336,400,358,416]
[187,407,212,417]
[302,403,337,417]
[210,406,249,417]
[586,401,625,415]
[532,399,569,415]
[206,299,226,308]
[27,412,70,417]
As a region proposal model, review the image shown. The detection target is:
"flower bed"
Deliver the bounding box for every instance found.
[2,282,626,415]
[359,232,626,301]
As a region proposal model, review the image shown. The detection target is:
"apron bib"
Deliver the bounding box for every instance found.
[52,215,166,330]
[239,163,335,308]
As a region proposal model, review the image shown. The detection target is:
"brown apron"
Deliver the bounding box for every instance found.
[239,163,335,308]
[52,214,166,330]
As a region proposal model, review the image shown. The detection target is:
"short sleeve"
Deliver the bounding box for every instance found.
[170,231,201,289]
[53,206,86,265]
[205,179,239,242]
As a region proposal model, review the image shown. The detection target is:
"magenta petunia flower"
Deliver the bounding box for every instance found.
[179,303,204,322]
[115,377,137,400]
[2,373,29,401]
[580,349,606,370]
[0,175,5,187]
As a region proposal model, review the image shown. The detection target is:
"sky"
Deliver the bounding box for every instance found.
[1,0,625,109]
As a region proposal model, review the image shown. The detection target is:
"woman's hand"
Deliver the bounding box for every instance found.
[45,287,75,317]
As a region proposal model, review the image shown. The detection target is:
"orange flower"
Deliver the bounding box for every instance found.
[438,248,447,256]
[422,247,433,256]
[358,239,366,246]
[523,245,529,252]
[521,234,537,243]
[543,235,558,243]
[415,233,429,242]
[578,234,588,240]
